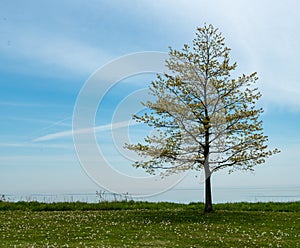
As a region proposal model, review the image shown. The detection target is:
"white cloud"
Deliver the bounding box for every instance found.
[33,120,139,142]
[142,0,300,110]
[0,142,71,149]
[0,101,45,107]
[0,27,114,77]
[0,154,77,163]
[6,116,71,126]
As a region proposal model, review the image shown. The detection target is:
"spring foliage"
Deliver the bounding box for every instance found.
[125,24,279,177]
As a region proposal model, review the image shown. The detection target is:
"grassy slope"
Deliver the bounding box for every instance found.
[0,201,299,247]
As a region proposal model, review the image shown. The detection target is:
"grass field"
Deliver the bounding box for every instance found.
[0,201,299,247]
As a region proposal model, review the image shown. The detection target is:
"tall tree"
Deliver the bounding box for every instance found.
[125,24,279,212]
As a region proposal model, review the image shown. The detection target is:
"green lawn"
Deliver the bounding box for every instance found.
[0,201,299,247]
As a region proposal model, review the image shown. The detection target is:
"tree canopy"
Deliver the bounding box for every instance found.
[125,24,279,212]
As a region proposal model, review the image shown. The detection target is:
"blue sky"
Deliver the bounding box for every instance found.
[1,0,300,199]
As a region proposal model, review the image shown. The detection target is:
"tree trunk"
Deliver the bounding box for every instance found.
[204,174,213,213]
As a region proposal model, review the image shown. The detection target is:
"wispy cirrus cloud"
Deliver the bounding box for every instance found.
[0,101,45,107]
[0,142,72,149]
[0,27,114,77]
[6,116,71,128]
[143,0,300,110]
[33,120,139,142]
[0,101,71,109]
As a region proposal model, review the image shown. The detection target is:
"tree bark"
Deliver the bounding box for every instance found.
[204,174,213,213]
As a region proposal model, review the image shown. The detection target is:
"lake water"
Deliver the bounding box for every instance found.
[148,186,300,203]
[3,185,300,204]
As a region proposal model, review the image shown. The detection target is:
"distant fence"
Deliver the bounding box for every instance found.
[0,191,133,203]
